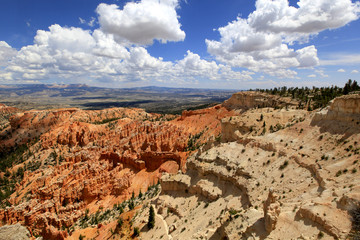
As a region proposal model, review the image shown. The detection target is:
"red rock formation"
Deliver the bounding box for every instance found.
[0,104,234,238]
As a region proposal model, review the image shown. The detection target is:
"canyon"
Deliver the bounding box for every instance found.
[0,91,359,239]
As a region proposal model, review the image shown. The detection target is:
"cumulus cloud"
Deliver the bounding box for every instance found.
[206,0,359,78]
[96,0,185,45]
[2,24,252,85]
[216,18,282,53]
[352,69,359,73]
[337,68,346,72]
[249,0,360,40]
[308,74,316,78]
[0,41,17,66]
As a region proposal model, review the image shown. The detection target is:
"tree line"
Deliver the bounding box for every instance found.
[252,79,359,109]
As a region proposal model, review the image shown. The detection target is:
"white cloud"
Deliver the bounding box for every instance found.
[89,17,96,27]
[216,18,282,53]
[320,54,360,65]
[337,68,346,72]
[34,24,96,52]
[0,41,17,66]
[2,0,359,87]
[92,30,129,59]
[79,17,86,24]
[308,74,316,78]
[2,24,252,85]
[249,0,360,40]
[175,51,219,77]
[351,70,359,73]
[296,46,319,68]
[206,0,359,78]
[315,69,329,77]
[79,17,96,27]
[96,0,185,45]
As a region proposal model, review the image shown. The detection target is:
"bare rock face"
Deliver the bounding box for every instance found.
[160,173,191,192]
[312,93,360,125]
[329,93,360,114]
[0,224,30,240]
[297,203,352,239]
[263,189,281,234]
[222,91,297,110]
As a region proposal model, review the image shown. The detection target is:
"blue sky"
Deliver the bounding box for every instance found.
[0,0,360,89]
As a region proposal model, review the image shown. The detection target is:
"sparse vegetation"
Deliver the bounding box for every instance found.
[76,183,160,230]
[186,131,204,151]
[279,160,289,170]
[133,227,140,237]
[92,117,121,125]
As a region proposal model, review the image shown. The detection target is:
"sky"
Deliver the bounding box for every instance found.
[0,0,360,89]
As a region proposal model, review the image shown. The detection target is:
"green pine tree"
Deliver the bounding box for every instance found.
[147,206,155,229]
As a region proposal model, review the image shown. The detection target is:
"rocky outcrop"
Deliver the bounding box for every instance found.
[263,189,280,234]
[189,179,222,201]
[297,203,352,239]
[222,91,298,110]
[292,155,327,189]
[329,93,360,114]
[312,93,360,125]
[0,224,31,240]
[2,107,150,150]
[160,173,191,192]
[337,194,360,211]
[221,108,307,141]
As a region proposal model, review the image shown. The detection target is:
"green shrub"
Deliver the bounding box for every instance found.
[133,227,140,237]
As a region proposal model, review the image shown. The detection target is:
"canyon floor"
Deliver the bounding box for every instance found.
[0,91,359,240]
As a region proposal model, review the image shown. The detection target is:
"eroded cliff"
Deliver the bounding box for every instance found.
[142,93,360,240]
[0,104,234,239]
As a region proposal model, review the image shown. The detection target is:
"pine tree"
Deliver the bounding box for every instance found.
[147,206,155,229]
